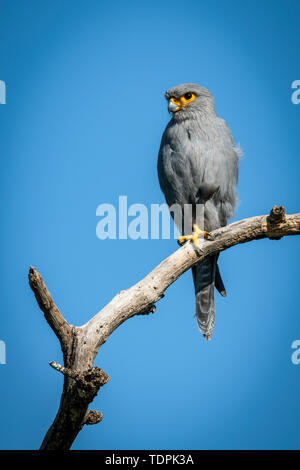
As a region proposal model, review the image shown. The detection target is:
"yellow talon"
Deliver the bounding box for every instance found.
[178,224,207,247]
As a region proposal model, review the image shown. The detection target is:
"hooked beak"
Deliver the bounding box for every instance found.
[168,98,181,114]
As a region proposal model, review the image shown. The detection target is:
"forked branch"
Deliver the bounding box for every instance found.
[28,206,300,450]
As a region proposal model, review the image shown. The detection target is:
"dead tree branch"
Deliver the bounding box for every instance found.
[28,206,300,450]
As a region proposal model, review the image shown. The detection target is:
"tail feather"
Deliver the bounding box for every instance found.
[192,255,217,340]
[215,262,226,297]
[192,255,219,340]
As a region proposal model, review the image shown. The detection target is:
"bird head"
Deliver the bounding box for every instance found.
[165,83,215,117]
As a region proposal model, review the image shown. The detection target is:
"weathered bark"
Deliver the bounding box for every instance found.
[28,206,300,450]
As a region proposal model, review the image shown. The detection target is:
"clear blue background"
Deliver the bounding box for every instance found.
[0,0,299,450]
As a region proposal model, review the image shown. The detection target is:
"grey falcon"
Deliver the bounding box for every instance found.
[157,83,240,340]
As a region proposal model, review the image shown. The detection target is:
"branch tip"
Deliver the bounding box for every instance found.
[29,268,71,345]
[49,361,67,375]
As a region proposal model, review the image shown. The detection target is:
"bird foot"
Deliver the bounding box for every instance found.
[178,224,208,248]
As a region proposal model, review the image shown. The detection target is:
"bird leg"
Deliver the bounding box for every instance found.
[178,223,208,248]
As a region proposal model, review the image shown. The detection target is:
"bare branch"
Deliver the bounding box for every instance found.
[81,206,300,352]
[29,206,300,450]
[28,266,73,359]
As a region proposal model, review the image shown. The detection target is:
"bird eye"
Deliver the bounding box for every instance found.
[184,92,192,100]
[180,92,196,105]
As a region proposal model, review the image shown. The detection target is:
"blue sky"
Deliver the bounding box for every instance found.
[0,0,299,450]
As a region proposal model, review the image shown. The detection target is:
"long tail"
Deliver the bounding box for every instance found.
[192,254,223,340]
[215,261,227,298]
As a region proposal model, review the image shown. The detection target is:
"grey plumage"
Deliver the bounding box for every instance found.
[157,83,239,339]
